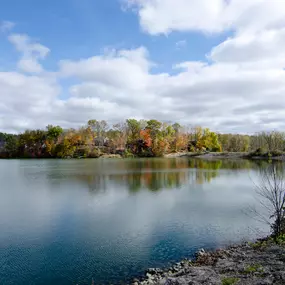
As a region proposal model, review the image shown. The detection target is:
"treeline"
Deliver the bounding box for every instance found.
[0,119,284,158]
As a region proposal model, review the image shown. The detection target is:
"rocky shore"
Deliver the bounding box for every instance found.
[132,239,285,285]
[165,152,249,159]
[165,152,285,161]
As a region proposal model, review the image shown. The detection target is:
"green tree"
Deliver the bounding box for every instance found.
[126,119,141,142]
[146,119,162,136]
[46,125,63,140]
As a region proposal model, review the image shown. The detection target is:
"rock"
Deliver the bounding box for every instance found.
[146,273,153,279]
[99,154,122,159]
[215,259,238,273]
[130,239,285,285]
[196,248,206,256]
[147,268,163,275]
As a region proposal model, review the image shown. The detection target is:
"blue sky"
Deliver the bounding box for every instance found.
[0,0,285,133]
[0,0,228,72]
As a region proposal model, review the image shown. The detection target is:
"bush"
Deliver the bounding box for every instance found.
[249,148,265,157]
[269,150,284,157]
[276,234,285,244]
[122,149,134,158]
[88,148,101,158]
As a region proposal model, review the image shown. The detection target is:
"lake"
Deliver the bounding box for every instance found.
[0,158,270,285]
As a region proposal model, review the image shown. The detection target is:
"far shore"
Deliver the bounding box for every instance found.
[1,151,285,160]
[164,152,285,161]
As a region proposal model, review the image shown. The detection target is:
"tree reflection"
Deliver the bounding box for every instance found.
[43,158,268,194]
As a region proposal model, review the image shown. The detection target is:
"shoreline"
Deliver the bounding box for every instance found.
[164,152,285,161]
[131,237,285,285]
[1,152,285,160]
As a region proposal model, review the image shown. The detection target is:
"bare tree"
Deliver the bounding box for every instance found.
[253,163,285,238]
[258,131,285,152]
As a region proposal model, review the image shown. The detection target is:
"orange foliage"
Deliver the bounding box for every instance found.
[139,129,152,147]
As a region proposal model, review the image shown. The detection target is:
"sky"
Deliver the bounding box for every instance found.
[0,0,285,134]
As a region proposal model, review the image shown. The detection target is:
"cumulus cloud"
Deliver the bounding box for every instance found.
[8,34,50,73]
[59,47,151,90]
[210,28,285,69]
[124,0,285,35]
[0,72,59,132]
[1,0,285,133]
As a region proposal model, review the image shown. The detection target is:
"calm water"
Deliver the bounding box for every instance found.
[0,158,270,285]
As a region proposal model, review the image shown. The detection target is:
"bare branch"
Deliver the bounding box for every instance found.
[250,163,285,237]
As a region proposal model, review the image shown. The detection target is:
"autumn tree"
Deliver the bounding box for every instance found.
[88,120,108,147]
[112,122,127,149]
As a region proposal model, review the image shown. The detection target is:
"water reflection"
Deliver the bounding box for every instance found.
[40,158,266,193]
[0,158,273,285]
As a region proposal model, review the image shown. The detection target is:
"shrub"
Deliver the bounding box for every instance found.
[248,148,265,157]
[270,150,284,157]
[88,148,101,158]
[276,234,285,245]
[122,149,134,158]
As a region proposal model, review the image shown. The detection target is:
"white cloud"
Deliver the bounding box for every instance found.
[1,41,285,133]
[59,47,151,90]
[8,33,50,73]
[124,0,226,34]
[0,72,59,132]
[2,0,285,134]
[124,0,285,35]
[210,28,285,68]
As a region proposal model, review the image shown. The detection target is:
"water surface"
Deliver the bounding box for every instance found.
[0,158,270,284]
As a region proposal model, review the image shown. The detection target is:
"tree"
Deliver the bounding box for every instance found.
[112,122,127,149]
[46,125,63,140]
[0,133,19,157]
[146,119,162,136]
[5,135,19,157]
[253,163,285,238]
[18,129,47,157]
[252,131,285,152]
[172,123,181,134]
[201,128,221,152]
[88,120,108,147]
[126,119,141,143]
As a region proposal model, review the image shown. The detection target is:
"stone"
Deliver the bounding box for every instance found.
[146,273,153,279]
[130,239,285,285]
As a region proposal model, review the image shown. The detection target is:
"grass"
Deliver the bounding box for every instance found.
[249,240,268,249]
[276,234,285,245]
[221,277,239,285]
[244,264,264,274]
[249,234,285,249]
